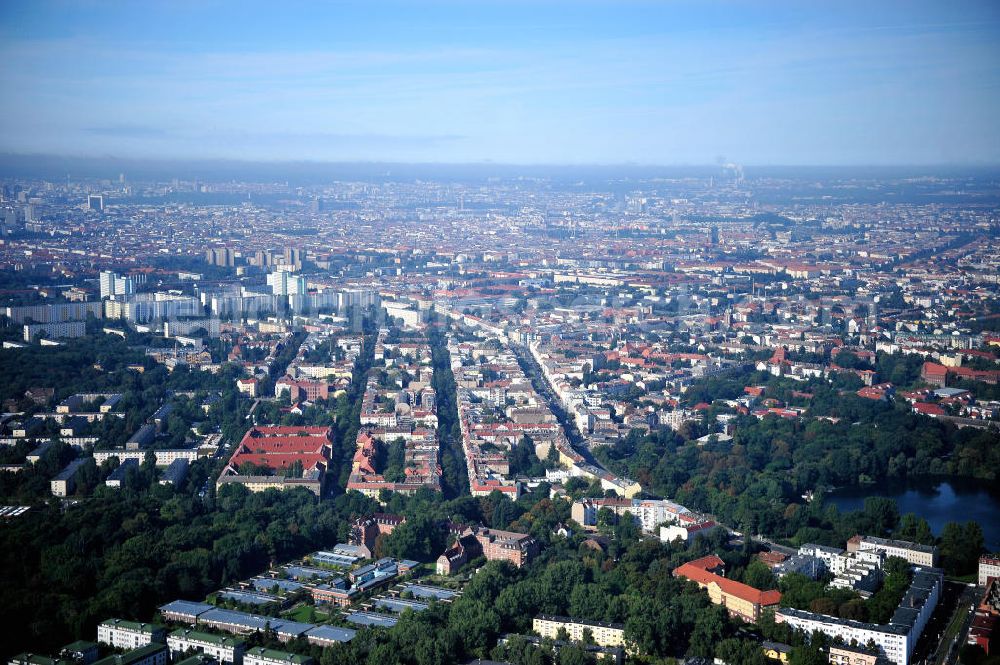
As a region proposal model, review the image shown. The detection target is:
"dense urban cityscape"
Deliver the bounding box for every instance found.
[0,161,998,665]
[2,1,999,665]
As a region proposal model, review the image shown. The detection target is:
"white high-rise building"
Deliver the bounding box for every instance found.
[100,270,136,299]
[267,270,307,296]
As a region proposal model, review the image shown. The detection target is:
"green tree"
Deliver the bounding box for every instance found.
[895,513,935,545]
[688,606,727,657]
[381,514,447,562]
[716,638,767,665]
[743,560,778,590]
[940,521,984,576]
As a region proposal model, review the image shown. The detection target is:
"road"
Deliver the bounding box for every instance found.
[750,535,798,556]
[925,582,977,665]
[510,342,608,470]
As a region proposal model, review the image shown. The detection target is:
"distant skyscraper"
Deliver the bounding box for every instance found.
[99,271,115,299]
[87,195,104,212]
[253,249,274,267]
[283,247,304,270]
[205,247,235,267]
[3,208,20,232]
[99,270,136,299]
[709,225,719,245]
[267,269,306,296]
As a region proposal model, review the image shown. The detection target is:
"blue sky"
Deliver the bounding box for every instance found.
[1,0,998,165]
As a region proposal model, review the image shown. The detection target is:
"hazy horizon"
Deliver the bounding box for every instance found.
[5,151,1000,169]
[2,0,999,166]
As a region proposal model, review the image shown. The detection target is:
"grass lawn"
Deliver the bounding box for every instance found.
[284,604,329,623]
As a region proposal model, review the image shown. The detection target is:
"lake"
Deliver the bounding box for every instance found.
[827,477,1000,552]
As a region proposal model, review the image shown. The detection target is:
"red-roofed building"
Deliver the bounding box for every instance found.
[912,402,947,417]
[350,513,406,558]
[674,554,782,622]
[857,383,894,401]
[757,551,788,568]
[968,577,1000,655]
[217,425,332,495]
[921,362,949,388]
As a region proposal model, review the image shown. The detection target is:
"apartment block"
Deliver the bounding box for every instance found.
[850,536,938,568]
[533,615,626,649]
[166,630,245,665]
[980,556,1000,587]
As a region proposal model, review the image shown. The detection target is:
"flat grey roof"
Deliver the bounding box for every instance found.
[345,611,398,628]
[373,597,429,614]
[197,607,272,631]
[217,590,280,606]
[158,600,214,618]
[305,625,356,643]
[251,578,303,592]
[861,536,937,554]
[778,607,908,635]
[402,584,458,600]
[196,607,314,637]
[283,565,336,580]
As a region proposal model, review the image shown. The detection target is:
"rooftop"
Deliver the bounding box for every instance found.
[168,629,246,648]
[860,536,938,555]
[93,644,167,665]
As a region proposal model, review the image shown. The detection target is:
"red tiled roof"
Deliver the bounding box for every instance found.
[674,556,782,607]
[913,402,947,416]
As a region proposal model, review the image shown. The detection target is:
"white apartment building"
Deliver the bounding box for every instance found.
[97,619,165,649]
[533,615,625,649]
[795,543,885,593]
[980,556,1000,587]
[777,568,942,665]
[24,321,86,342]
[383,301,423,328]
[105,293,202,323]
[167,629,245,665]
[778,609,909,665]
[100,271,136,299]
[571,497,692,534]
[830,551,884,594]
[658,408,701,431]
[660,519,720,543]
[798,543,845,569]
[267,270,307,297]
[853,536,938,567]
[243,647,312,665]
[93,448,201,467]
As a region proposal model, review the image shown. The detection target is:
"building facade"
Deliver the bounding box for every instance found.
[673,554,782,623]
[166,630,245,665]
[533,615,626,649]
[243,648,312,665]
[980,556,1000,587]
[777,568,942,665]
[851,536,938,568]
[96,619,165,650]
